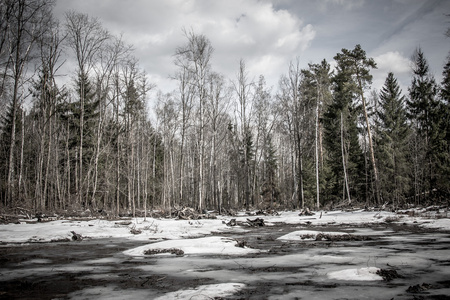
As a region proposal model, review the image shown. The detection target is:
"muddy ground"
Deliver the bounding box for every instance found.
[1,222,450,299]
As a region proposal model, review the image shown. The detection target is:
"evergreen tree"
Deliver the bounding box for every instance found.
[433,55,450,197]
[323,61,364,205]
[333,45,379,204]
[301,59,333,208]
[407,48,439,201]
[0,103,23,204]
[376,72,411,205]
[261,133,279,208]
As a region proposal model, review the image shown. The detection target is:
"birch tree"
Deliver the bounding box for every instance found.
[174,29,213,211]
[64,11,110,206]
[2,0,54,206]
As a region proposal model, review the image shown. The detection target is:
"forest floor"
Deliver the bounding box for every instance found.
[0,208,449,299]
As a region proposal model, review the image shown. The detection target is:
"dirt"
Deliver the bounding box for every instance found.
[1,223,449,299]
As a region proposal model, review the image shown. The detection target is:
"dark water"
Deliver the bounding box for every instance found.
[1,223,449,299]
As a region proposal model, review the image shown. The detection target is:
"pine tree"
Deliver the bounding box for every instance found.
[323,62,364,205]
[376,72,411,206]
[333,45,379,204]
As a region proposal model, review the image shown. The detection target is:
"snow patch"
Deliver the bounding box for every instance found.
[68,285,157,299]
[153,283,246,300]
[123,236,261,257]
[327,267,382,281]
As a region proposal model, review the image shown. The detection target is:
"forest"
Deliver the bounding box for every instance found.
[1,0,449,217]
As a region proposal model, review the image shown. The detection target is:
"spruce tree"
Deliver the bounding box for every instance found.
[376,72,410,205]
[407,48,439,201]
[0,103,23,204]
[261,133,279,208]
[433,55,450,197]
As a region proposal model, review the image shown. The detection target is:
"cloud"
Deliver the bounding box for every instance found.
[319,0,365,11]
[54,0,315,92]
[371,51,412,93]
[374,51,412,74]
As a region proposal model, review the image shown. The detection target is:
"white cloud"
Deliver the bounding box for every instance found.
[54,0,315,92]
[374,51,412,74]
[371,51,412,93]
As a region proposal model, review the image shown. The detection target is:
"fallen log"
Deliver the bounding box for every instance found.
[376,269,402,281]
[299,208,314,216]
[246,217,265,227]
[407,283,432,293]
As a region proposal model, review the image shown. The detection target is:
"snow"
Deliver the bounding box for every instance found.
[67,283,246,300]
[123,236,261,257]
[68,286,158,300]
[1,208,449,299]
[327,267,383,281]
[153,283,246,300]
[1,209,449,244]
[0,218,238,243]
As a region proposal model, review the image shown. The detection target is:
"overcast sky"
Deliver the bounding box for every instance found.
[53,0,450,99]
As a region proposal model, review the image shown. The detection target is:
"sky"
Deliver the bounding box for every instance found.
[53,0,450,100]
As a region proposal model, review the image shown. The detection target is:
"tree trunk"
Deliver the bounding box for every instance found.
[357,76,380,205]
[315,101,320,210]
[79,75,85,206]
[341,113,351,204]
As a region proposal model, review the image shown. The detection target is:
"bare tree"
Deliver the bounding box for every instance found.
[32,19,66,210]
[2,0,54,206]
[277,59,308,209]
[64,11,110,206]
[173,55,195,205]
[232,59,254,209]
[174,29,213,211]
[206,72,230,212]
[90,36,132,210]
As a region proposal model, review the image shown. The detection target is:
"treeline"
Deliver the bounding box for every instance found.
[1,0,449,215]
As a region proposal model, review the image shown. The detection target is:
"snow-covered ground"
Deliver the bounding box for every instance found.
[1,208,449,299]
[1,209,449,244]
